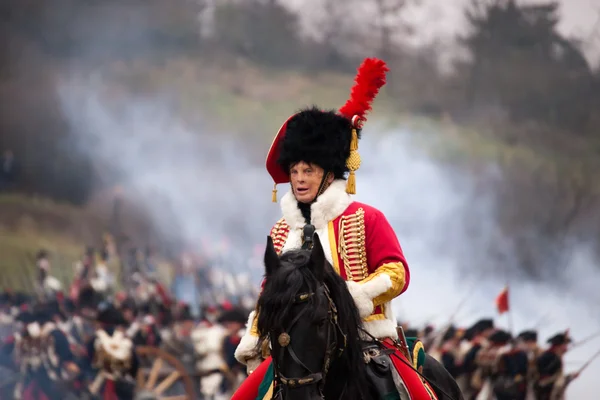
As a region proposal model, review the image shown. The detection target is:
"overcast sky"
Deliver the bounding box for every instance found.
[284,0,600,66]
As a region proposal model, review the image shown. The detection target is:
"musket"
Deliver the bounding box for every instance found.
[427,285,475,355]
[576,347,600,374]
[553,347,600,399]
[570,330,600,350]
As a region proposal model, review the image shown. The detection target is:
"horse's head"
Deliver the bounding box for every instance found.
[257,234,347,399]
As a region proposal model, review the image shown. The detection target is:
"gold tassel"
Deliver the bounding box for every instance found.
[272,183,278,203]
[346,171,356,194]
[346,128,361,194]
[350,128,358,151]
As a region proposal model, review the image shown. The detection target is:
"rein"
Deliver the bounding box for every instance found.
[270,284,347,398]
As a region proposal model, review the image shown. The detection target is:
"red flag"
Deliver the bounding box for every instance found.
[495,286,509,314]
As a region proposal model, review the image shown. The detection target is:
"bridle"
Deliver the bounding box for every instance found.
[270,284,347,398]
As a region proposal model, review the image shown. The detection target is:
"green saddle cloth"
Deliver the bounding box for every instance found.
[406,337,427,370]
[256,362,275,400]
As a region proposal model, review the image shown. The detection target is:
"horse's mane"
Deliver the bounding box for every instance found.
[257,249,371,400]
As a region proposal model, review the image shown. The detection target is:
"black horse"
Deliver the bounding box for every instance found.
[257,234,464,400]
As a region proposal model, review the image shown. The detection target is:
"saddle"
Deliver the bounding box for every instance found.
[362,338,428,400]
[362,341,401,399]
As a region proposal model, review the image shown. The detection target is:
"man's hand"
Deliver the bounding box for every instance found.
[64,361,80,376]
[568,371,581,381]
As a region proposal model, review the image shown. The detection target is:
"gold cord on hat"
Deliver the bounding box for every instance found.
[346,121,362,194]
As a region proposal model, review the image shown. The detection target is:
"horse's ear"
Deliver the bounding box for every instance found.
[310,233,326,281]
[264,236,281,276]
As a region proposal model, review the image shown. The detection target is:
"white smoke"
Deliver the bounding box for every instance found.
[56,75,600,395]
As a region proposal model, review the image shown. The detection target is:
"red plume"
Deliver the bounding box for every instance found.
[338,58,389,125]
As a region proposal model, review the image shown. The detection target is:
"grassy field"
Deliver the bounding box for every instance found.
[0,195,93,292]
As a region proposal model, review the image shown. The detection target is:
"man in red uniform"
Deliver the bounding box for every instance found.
[233,58,436,400]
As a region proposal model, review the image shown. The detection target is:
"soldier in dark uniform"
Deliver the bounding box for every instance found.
[491,331,530,400]
[15,302,79,400]
[86,301,139,400]
[534,332,578,400]
[472,329,512,399]
[219,308,248,395]
[439,325,463,379]
[131,304,162,347]
[162,302,196,373]
[516,330,540,398]
[460,318,495,399]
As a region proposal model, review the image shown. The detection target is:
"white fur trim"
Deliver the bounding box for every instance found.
[346,281,374,318]
[280,179,352,260]
[281,190,305,230]
[280,179,352,230]
[346,274,393,318]
[310,180,352,229]
[360,274,393,299]
[234,311,260,365]
[361,318,399,340]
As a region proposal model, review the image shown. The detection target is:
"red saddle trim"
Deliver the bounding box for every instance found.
[382,339,438,399]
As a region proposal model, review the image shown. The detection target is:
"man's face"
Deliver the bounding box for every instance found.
[290,161,332,204]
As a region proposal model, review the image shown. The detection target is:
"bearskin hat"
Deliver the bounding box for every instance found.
[266,58,389,199]
[277,107,354,180]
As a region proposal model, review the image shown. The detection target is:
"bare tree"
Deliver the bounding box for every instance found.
[371,0,418,60]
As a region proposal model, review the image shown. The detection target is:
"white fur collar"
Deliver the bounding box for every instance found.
[280,179,353,230]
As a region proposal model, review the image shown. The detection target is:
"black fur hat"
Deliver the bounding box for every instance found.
[277,107,355,180]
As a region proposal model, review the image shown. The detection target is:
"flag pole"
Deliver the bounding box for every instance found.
[504,258,513,336]
[506,283,514,336]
